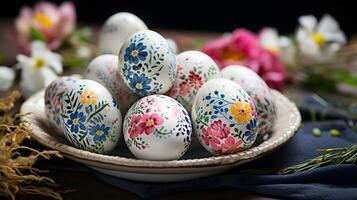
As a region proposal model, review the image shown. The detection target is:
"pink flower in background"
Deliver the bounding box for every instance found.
[15,1,76,51]
[202,28,287,90]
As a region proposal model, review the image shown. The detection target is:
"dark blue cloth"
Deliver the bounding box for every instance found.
[42,95,357,200]
[93,120,357,200]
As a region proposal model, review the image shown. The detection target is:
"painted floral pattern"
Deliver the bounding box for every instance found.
[124,42,148,64]
[192,79,258,155]
[89,124,110,142]
[128,73,152,96]
[80,89,98,105]
[220,65,276,138]
[229,101,253,124]
[168,51,220,112]
[61,81,121,153]
[44,76,79,135]
[67,111,86,133]
[123,95,192,160]
[119,31,176,96]
[84,54,139,115]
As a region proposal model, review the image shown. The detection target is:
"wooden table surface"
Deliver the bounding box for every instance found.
[0,19,285,200]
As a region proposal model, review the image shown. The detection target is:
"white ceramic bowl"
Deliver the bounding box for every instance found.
[21,89,301,183]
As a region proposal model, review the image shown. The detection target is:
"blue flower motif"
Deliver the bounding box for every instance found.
[67,111,86,133]
[246,118,257,131]
[112,98,119,109]
[244,118,257,143]
[121,63,133,80]
[124,42,148,64]
[129,73,151,96]
[89,124,110,142]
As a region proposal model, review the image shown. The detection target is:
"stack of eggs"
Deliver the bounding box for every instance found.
[44,12,276,160]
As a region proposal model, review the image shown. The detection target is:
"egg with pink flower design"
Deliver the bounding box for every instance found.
[192,78,258,155]
[167,50,220,113]
[123,95,192,160]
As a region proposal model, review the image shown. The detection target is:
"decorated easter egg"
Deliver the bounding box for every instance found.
[45,76,80,136]
[168,50,220,112]
[119,30,176,96]
[221,65,276,138]
[192,78,258,155]
[123,95,192,160]
[99,12,148,54]
[61,79,122,154]
[166,38,178,54]
[84,54,139,114]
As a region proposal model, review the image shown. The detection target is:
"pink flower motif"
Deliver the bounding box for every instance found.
[128,115,145,139]
[140,97,157,107]
[15,1,76,51]
[202,28,287,90]
[179,81,190,96]
[139,113,164,135]
[210,120,230,139]
[221,136,243,154]
[188,71,203,90]
[201,127,221,152]
[248,99,257,118]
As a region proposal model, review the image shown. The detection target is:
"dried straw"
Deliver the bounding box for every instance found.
[0,91,63,200]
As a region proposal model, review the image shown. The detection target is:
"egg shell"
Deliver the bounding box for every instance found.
[221,65,276,138]
[61,79,122,154]
[119,30,176,96]
[123,95,192,160]
[191,78,258,155]
[168,50,220,112]
[84,54,139,114]
[99,12,148,55]
[44,76,80,136]
[166,38,178,54]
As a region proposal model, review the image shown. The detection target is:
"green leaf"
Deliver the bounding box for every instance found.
[0,53,5,64]
[30,27,47,42]
[73,27,92,43]
[302,72,337,92]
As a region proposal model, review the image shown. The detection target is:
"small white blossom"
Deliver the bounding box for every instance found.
[296,14,346,62]
[17,41,62,98]
[0,66,15,91]
[77,46,92,58]
[259,27,296,65]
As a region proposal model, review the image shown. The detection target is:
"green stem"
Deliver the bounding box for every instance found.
[87,103,109,122]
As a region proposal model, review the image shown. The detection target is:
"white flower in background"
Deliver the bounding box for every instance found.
[259,27,296,65]
[17,40,62,98]
[77,46,91,58]
[296,14,346,62]
[0,66,16,91]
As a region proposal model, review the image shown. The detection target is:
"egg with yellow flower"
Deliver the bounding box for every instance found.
[191,78,258,155]
[221,65,277,140]
[61,79,122,154]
